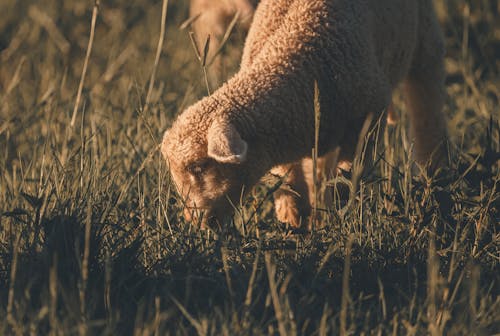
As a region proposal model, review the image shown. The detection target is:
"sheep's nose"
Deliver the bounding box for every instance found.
[183,207,209,228]
[203,215,220,230]
[182,204,223,230]
[183,208,193,222]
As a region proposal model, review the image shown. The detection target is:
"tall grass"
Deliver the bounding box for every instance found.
[0,0,498,334]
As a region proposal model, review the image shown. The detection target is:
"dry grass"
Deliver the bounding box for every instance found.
[0,0,498,334]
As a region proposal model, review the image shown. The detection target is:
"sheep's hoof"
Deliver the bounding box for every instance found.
[274,192,308,229]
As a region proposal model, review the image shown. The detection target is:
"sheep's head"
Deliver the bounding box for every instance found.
[161,116,249,229]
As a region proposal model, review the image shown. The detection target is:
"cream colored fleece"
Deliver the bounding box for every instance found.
[163,0,448,228]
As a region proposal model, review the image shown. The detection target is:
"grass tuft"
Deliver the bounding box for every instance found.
[0,0,498,334]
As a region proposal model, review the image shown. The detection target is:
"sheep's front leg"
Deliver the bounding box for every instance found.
[271,152,339,229]
[271,162,311,228]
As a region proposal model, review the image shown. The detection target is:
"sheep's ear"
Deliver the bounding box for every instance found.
[161,130,169,146]
[207,121,248,164]
[161,130,170,158]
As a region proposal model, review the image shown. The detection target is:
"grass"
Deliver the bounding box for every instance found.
[0,0,498,334]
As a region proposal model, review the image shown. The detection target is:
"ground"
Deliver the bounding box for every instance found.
[0,0,498,335]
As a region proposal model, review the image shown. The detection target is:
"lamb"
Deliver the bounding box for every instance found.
[162,0,448,229]
[189,0,258,87]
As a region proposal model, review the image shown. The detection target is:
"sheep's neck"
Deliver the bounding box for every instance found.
[213,64,320,172]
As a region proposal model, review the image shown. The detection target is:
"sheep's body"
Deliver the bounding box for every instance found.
[163,0,448,228]
[190,0,258,86]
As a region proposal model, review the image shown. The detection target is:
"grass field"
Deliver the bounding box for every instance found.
[0,0,498,334]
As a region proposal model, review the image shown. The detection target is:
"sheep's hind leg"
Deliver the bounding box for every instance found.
[403,75,447,170]
[404,16,448,170]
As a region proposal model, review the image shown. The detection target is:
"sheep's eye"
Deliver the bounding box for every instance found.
[187,165,202,175]
[186,161,209,176]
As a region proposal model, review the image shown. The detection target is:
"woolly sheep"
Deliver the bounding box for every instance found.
[162,0,448,229]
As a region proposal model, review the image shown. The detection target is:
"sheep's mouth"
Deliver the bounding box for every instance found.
[183,205,230,231]
[180,194,236,230]
[183,205,210,211]
[182,206,209,222]
[182,206,217,225]
[204,215,222,231]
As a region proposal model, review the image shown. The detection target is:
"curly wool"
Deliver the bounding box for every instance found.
[162,0,447,226]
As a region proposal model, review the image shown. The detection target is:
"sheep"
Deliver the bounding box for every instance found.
[189,0,402,123]
[189,0,258,87]
[162,0,448,229]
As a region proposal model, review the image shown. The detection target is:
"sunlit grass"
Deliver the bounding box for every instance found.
[0,0,498,334]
